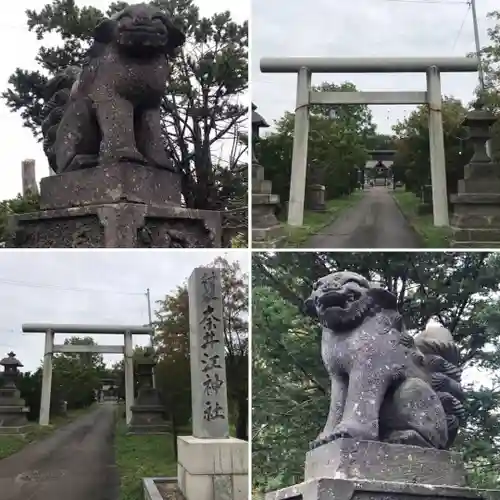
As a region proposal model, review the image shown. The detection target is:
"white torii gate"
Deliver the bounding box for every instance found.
[260,56,480,228]
[22,323,153,426]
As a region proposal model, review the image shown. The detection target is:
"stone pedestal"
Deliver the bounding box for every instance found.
[306,184,326,211]
[451,109,500,247]
[128,354,170,435]
[264,439,499,500]
[7,163,221,248]
[177,436,248,500]
[128,387,170,434]
[252,162,281,246]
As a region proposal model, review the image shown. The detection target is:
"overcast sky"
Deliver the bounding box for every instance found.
[251,0,497,136]
[0,250,248,372]
[0,0,248,201]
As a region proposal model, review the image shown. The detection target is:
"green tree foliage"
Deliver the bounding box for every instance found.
[153,256,248,439]
[2,0,248,211]
[478,9,500,160]
[0,193,40,244]
[392,98,472,197]
[256,83,372,210]
[252,252,500,493]
[51,336,107,409]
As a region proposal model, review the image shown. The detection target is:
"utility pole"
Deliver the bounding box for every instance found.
[470,0,492,157]
[146,288,153,347]
[146,288,156,389]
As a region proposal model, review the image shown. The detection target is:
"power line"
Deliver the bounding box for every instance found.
[451,3,472,50]
[0,278,144,296]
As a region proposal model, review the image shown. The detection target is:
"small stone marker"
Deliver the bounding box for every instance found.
[188,267,229,439]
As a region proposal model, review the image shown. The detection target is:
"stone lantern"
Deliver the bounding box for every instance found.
[450,106,500,246]
[252,103,281,245]
[128,348,170,434]
[0,352,29,433]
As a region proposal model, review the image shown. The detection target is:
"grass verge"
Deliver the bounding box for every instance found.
[280,190,363,247]
[0,404,97,460]
[114,418,178,500]
[392,190,452,248]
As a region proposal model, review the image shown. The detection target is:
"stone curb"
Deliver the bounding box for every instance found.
[390,192,426,248]
[142,477,177,500]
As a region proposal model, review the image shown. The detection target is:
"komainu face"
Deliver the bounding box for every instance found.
[305,271,396,331]
[95,3,185,57]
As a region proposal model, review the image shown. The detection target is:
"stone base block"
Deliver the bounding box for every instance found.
[40,163,181,209]
[306,184,326,212]
[252,192,281,245]
[264,478,494,500]
[177,435,248,500]
[7,203,221,248]
[128,401,170,435]
[0,407,29,428]
[304,439,466,486]
[127,424,171,435]
[451,192,500,247]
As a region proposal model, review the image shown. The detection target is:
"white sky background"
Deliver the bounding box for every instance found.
[0,0,249,201]
[0,250,249,372]
[251,0,498,136]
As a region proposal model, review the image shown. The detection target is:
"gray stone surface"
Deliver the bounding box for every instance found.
[306,184,326,211]
[39,163,181,209]
[214,475,233,500]
[41,4,185,174]
[7,203,220,248]
[188,267,229,439]
[129,353,170,434]
[21,159,38,196]
[0,353,29,432]
[252,162,281,244]
[265,478,492,500]
[304,439,466,486]
[451,108,500,247]
[304,271,464,450]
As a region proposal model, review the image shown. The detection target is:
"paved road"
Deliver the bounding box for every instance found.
[0,403,119,500]
[306,187,422,248]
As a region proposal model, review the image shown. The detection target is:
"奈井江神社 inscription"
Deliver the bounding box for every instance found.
[188,267,229,438]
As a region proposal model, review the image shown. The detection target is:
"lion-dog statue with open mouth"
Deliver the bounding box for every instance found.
[304,271,465,450]
[41,3,186,174]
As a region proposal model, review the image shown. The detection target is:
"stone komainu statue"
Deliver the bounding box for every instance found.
[304,271,465,450]
[41,3,185,174]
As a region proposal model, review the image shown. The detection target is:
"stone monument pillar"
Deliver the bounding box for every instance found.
[0,352,30,434]
[128,349,170,434]
[451,107,500,246]
[21,159,39,196]
[306,184,326,211]
[177,267,248,500]
[252,103,281,246]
